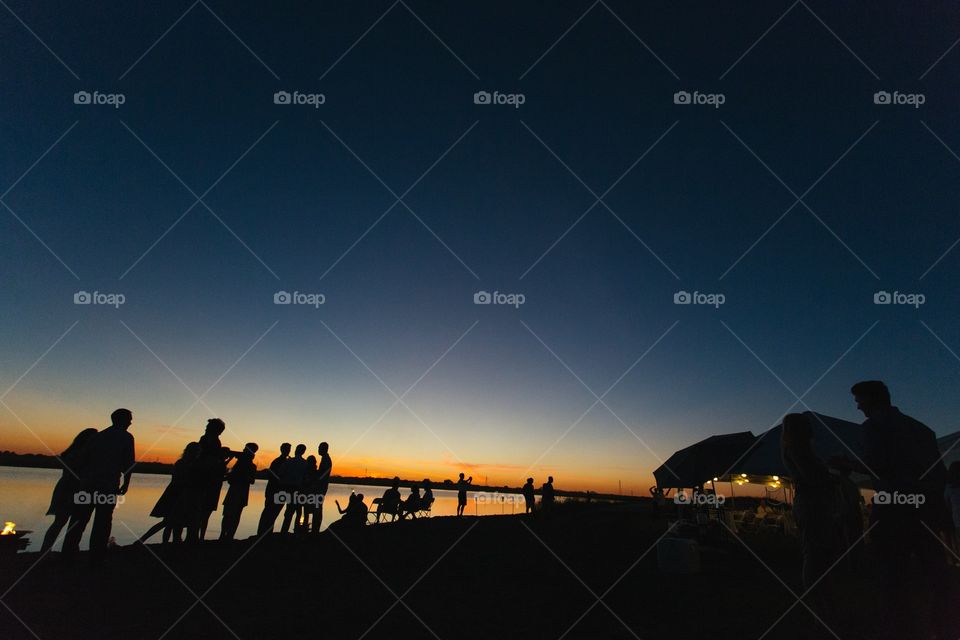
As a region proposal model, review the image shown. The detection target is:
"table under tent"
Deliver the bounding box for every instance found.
[653,411,867,539]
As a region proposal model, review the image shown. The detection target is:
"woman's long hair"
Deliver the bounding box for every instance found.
[61,428,98,458]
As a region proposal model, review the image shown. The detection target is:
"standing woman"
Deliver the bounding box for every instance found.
[220,443,258,541]
[41,428,98,552]
[456,473,472,517]
[197,418,235,540]
[781,413,842,636]
[140,441,201,544]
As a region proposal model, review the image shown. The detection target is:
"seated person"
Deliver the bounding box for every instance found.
[375,477,402,523]
[330,494,367,531]
[399,485,422,520]
[420,479,434,511]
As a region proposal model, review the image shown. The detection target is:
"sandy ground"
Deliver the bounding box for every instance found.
[0,503,933,640]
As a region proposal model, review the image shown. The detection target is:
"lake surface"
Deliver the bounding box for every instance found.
[0,466,528,551]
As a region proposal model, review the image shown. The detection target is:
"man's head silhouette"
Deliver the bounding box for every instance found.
[318,441,329,455]
[111,408,133,430]
[295,443,306,457]
[280,442,291,456]
[851,380,891,419]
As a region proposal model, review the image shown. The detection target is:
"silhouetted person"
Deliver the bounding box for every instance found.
[257,442,291,534]
[62,408,135,559]
[399,485,421,519]
[311,442,333,533]
[456,473,472,516]
[330,493,367,532]
[197,418,236,540]
[41,428,98,553]
[220,443,258,541]
[540,476,555,511]
[280,444,309,533]
[781,413,842,636]
[299,455,318,533]
[141,442,201,544]
[375,477,402,523]
[836,466,865,571]
[421,479,434,513]
[521,478,535,514]
[945,462,960,563]
[841,381,951,639]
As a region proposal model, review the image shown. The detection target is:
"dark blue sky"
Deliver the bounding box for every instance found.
[2,1,959,490]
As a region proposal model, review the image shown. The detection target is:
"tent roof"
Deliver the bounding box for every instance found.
[736,411,864,480]
[654,431,757,489]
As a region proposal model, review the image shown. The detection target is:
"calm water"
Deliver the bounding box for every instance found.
[0,466,527,551]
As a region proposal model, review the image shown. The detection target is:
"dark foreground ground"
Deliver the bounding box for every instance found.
[0,503,948,640]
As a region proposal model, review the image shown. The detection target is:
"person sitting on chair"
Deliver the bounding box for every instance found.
[399,485,421,520]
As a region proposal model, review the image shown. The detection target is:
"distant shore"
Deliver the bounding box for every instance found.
[0,453,643,502]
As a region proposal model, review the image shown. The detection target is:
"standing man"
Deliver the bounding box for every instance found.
[62,408,135,558]
[312,442,333,533]
[541,476,555,511]
[280,444,309,533]
[220,443,258,541]
[456,473,472,517]
[257,442,290,535]
[847,381,951,640]
[522,478,536,514]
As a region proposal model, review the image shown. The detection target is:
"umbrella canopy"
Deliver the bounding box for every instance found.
[654,431,757,489]
[737,411,864,480]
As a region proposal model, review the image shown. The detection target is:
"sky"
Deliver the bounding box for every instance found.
[2,1,960,493]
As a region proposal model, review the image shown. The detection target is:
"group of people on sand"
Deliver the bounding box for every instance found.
[778,380,955,640]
